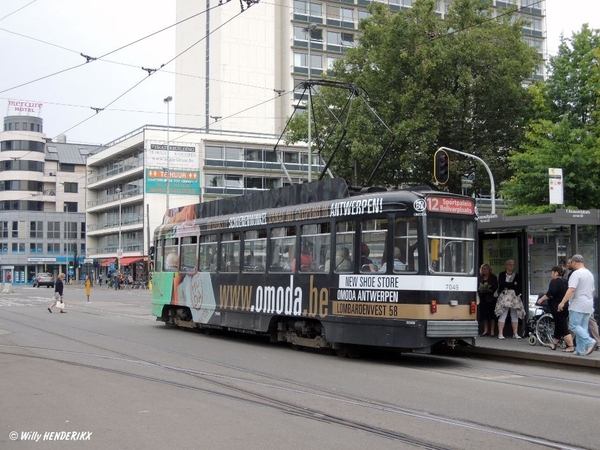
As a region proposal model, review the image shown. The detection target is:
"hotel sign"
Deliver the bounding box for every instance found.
[8,100,43,114]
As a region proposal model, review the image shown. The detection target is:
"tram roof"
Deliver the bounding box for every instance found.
[184,179,454,221]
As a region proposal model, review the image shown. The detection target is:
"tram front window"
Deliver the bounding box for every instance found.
[427,218,475,275]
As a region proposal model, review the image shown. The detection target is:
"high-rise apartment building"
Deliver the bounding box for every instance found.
[175,0,546,136]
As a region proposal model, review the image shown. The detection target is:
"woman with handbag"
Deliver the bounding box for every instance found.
[47,273,66,313]
[494,259,525,339]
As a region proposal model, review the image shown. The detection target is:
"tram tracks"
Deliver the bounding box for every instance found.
[0,309,590,450]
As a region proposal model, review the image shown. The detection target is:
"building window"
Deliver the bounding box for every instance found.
[30,221,43,238]
[294,0,308,14]
[12,243,25,253]
[30,242,43,253]
[310,2,323,17]
[12,221,18,238]
[0,221,8,238]
[245,177,264,189]
[341,32,354,47]
[284,151,300,164]
[60,163,75,172]
[225,146,243,160]
[245,148,264,161]
[47,221,60,239]
[64,182,78,193]
[327,5,340,19]
[295,52,308,67]
[47,243,60,253]
[205,145,223,159]
[81,222,85,239]
[225,175,243,188]
[341,7,354,22]
[64,201,78,212]
[64,221,77,240]
[328,31,341,46]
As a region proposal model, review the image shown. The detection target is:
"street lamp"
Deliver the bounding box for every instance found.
[303,23,317,182]
[64,204,69,282]
[164,96,173,210]
[116,187,122,271]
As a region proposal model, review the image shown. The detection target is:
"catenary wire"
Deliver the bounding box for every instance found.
[0,0,38,22]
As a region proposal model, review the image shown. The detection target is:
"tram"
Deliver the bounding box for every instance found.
[151,178,479,354]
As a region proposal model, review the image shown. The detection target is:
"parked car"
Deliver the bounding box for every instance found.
[33,272,54,288]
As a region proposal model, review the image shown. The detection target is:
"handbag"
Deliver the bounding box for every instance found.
[55,293,64,310]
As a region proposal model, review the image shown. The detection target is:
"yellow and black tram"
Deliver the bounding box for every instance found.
[151,178,478,354]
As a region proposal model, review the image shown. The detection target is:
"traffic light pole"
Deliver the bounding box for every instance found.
[437,146,496,215]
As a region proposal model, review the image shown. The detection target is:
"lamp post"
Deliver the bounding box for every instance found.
[64,204,69,282]
[164,96,173,210]
[116,187,122,271]
[303,24,317,182]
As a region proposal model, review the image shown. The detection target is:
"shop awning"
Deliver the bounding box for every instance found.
[119,257,144,266]
[98,258,116,267]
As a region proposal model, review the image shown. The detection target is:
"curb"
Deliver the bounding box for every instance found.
[447,346,600,370]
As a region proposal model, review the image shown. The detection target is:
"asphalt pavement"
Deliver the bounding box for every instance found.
[6,282,600,370]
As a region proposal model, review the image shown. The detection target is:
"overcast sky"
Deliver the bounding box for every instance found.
[0,0,599,146]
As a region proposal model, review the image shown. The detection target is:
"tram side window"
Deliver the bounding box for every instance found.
[199,234,218,272]
[163,238,179,272]
[328,220,355,273]
[427,217,475,275]
[360,219,387,273]
[180,236,198,273]
[393,217,418,273]
[269,226,296,272]
[221,232,240,273]
[299,223,330,272]
[243,229,266,273]
[155,241,164,273]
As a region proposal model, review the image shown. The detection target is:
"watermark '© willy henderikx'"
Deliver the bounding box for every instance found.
[9,431,92,442]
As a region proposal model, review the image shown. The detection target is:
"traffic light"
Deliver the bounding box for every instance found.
[434,149,450,184]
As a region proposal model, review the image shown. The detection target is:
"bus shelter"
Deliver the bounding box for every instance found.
[477,209,600,331]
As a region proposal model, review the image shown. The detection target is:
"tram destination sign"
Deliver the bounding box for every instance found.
[426,197,474,215]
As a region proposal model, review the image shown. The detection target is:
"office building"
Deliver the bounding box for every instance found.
[85,125,308,279]
[0,111,99,284]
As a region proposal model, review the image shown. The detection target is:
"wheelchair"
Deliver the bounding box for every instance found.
[525,301,564,348]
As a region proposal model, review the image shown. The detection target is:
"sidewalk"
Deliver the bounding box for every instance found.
[452,334,600,370]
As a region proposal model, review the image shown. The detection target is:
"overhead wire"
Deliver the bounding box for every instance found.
[0,1,223,95]
[53,3,248,140]
[0,0,38,22]
[3,1,544,160]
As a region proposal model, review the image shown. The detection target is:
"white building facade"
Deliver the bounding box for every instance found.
[174,0,546,135]
[85,125,309,279]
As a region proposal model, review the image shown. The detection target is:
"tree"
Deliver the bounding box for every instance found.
[501,25,600,212]
[285,0,539,191]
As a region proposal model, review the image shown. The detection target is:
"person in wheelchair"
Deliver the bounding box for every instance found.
[536,265,574,352]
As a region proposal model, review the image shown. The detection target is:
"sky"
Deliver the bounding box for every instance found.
[0,0,599,146]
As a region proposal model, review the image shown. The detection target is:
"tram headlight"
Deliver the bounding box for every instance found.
[430,300,437,314]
